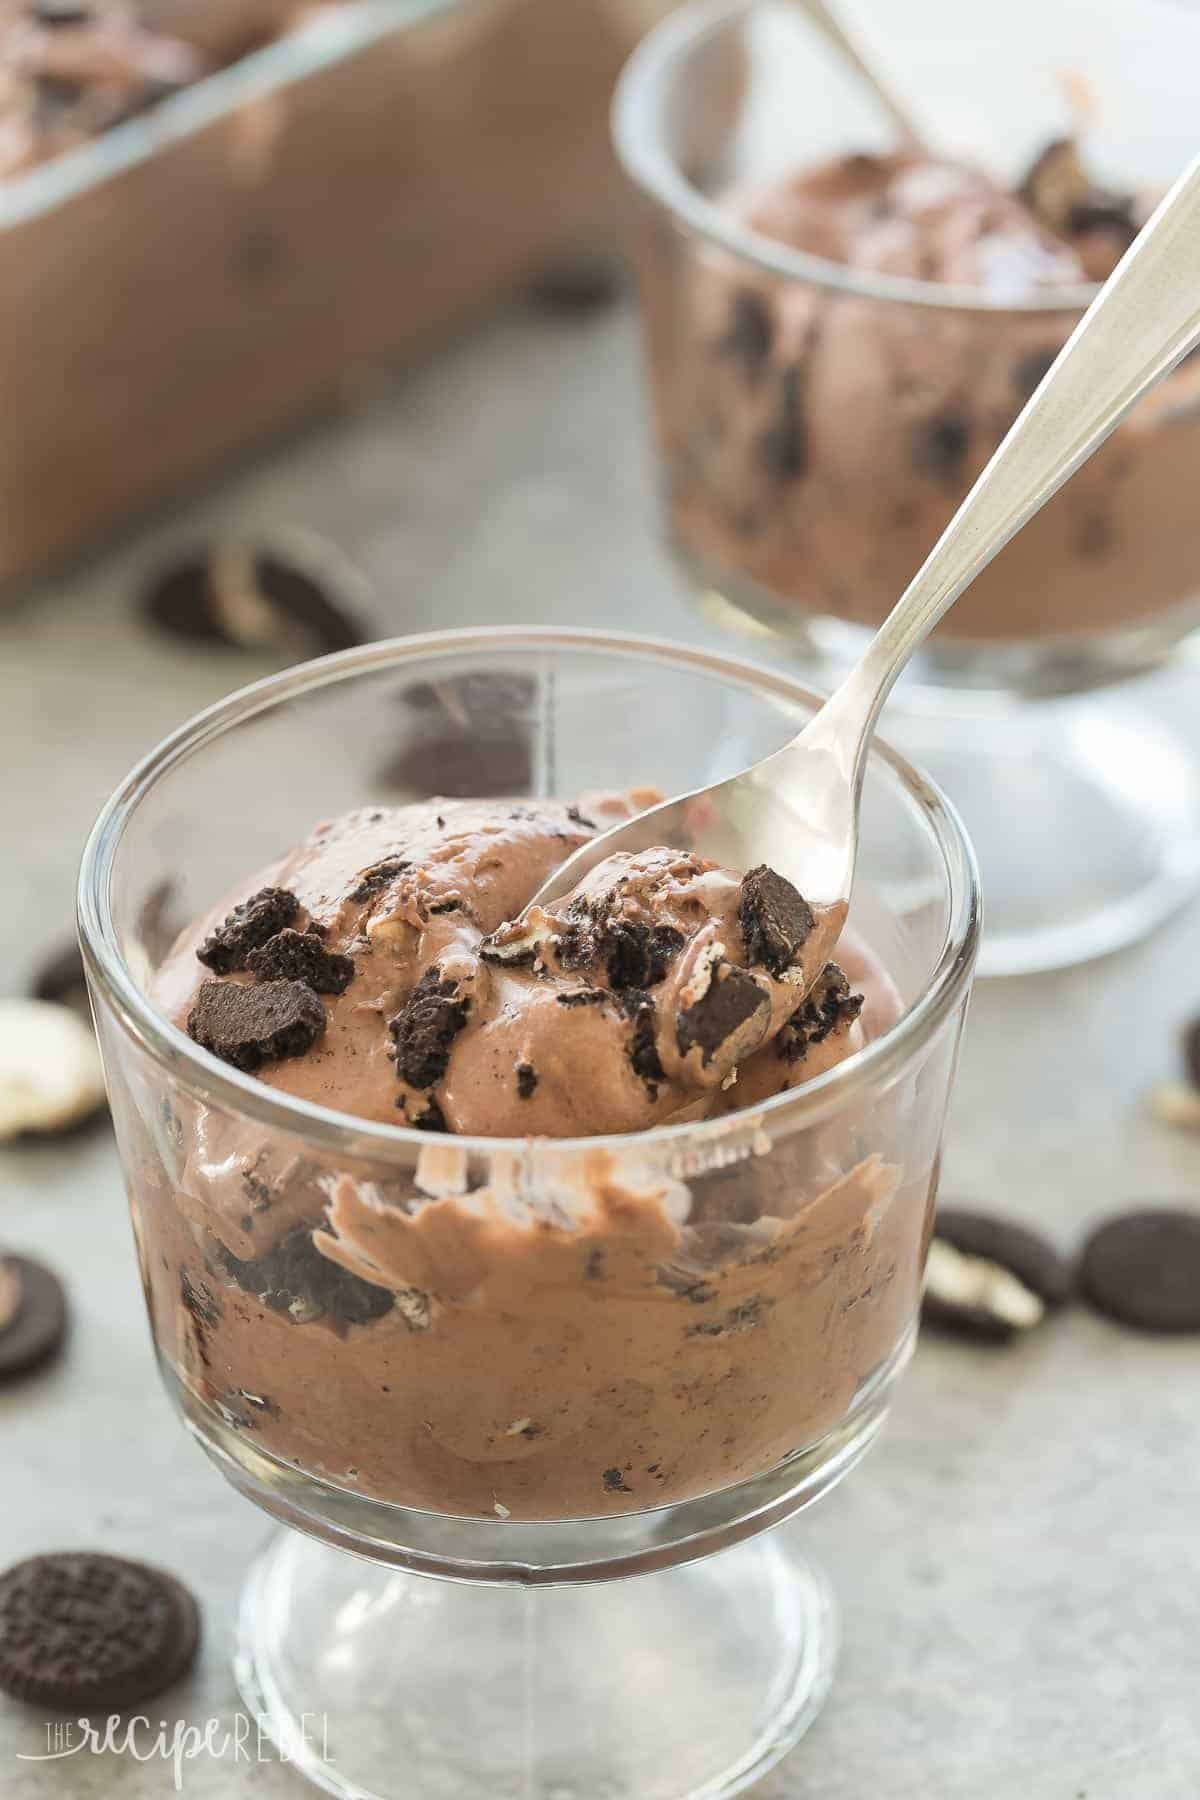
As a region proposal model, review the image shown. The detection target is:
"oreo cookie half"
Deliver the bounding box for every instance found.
[0,1256,69,1381]
[0,1553,199,1712]
[923,1207,1072,1342]
[1079,1208,1200,1334]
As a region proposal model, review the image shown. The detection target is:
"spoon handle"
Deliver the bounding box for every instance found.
[811,150,1200,756]
[797,0,928,153]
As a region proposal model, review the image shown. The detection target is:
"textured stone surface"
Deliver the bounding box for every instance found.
[3,295,1200,1799]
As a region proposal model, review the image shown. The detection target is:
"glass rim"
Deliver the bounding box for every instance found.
[77,626,981,1162]
[611,0,1105,317]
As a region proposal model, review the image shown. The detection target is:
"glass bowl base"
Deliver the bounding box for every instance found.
[235,1526,838,1800]
[890,697,1200,977]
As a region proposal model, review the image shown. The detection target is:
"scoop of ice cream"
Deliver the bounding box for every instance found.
[157,794,867,1139]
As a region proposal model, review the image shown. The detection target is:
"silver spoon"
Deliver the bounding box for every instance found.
[797,0,931,156]
[530,152,1200,923]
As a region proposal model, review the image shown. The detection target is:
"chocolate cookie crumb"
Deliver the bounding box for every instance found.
[349,858,410,903]
[677,964,768,1064]
[914,413,970,481]
[602,920,684,991]
[389,970,469,1090]
[187,979,326,1072]
[197,887,299,973]
[739,865,815,975]
[556,988,607,1008]
[625,993,664,1094]
[245,929,354,995]
[602,1467,632,1494]
[0,1554,200,1713]
[516,1062,538,1100]
[778,964,863,1061]
[759,362,808,480]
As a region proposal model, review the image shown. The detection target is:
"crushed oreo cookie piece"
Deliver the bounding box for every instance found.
[1013,347,1058,401]
[924,1208,1071,1342]
[516,1062,538,1100]
[413,1096,449,1132]
[719,289,774,377]
[141,544,369,655]
[245,929,354,995]
[187,979,325,1072]
[217,1224,394,1327]
[778,964,863,1062]
[913,412,970,481]
[555,988,607,1008]
[196,887,299,973]
[180,1268,221,1335]
[1079,1208,1200,1334]
[603,920,684,991]
[0,1256,69,1382]
[677,964,768,1065]
[0,1553,200,1713]
[625,993,664,1094]
[759,362,808,481]
[390,970,468,1089]
[739,865,815,976]
[602,1467,632,1495]
[349,858,409,903]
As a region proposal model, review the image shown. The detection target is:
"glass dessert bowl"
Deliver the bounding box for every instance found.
[614,0,1200,976]
[79,629,978,1800]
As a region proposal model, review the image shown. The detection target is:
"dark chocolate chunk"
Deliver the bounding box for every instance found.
[677,965,768,1064]
[555,988,607,1007]
[778,964,863,1062]
[1079,1208,1200,1333]
[516,1062,538,1100]
[0,1256,68,1382]
[187,979,325,1072]
[140,546,368,655]
[1013,347,1058,401]
[526,252,624,315]
[759,362,808,480]
[719,290,774,377]
[196,887,299,974]
[217,1224,394,1327]
[603,920,684,991]
[389,969,468,1089]
[0,1554,200,1713]
[739,865,814,976]
[245,929,354,995]
[602,1467,632,1494]
[924,1207,1072,1342]
[913,413,970,481]
[349,857,409,903]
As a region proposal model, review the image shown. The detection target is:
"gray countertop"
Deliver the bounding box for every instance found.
[4,297,1200,1800]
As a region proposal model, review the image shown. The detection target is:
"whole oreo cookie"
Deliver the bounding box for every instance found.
[1079,1208,1200,1333]
[0,1256,69,1381]
[0,1553,199,1712]
[924,1207,1072,1342]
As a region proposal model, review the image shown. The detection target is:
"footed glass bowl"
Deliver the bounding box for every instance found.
[80,629,978,1800]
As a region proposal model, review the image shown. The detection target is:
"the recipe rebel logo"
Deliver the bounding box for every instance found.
[16,1710,334,1789]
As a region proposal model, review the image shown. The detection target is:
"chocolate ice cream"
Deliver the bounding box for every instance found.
[651,143,1200,642]
[129,792,930,1520]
